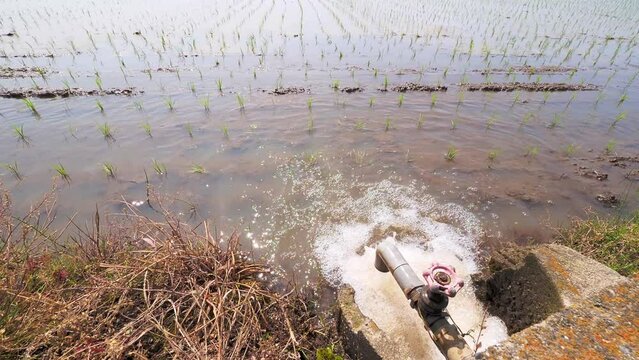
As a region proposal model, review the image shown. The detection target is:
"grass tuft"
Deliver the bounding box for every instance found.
[557,212,639,276]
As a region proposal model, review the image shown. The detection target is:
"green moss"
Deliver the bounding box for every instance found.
[316,345,344,360]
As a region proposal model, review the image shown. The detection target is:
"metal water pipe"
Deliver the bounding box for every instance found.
[374,240,474,360]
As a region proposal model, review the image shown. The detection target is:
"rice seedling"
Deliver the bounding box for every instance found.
[384,117,393,131]
[513,91,521,104]
[98,122,114,140]
[485,115,497,130]
[190,164,206,174]
[303,152,319,166]
[398,94,404,107]
[185,123,193,138]
[352,150,367,165]
[221,125,230,139]
[96,100,105,113]
[102,162,116,179]
[487,149,499,168]
[22,98,38,115]
[152,159,167,177]
[450,118,457,130]
[444,146,458,161]
[141,122,152,138]
[548,113,562,129]
[520,112,534,128]
[13,125,29,144]
[199,96,211,112]
[236,94,245,110]
[216,79,223,92]
[54,163,71,183]
[307,116,314,133]
[543,91,551,103]
[165,98,175,111]
[605,139,617,155]
[1,161,23,180]
[564,144,578,157]
[355,120,365,130]
[431,93,438,107]
[457,91,465,107]
[383,75,389,91]
[525,145,540,159]
[134,101,143,111]
[618,93,628,106]
[95,75,103,91]
[611,111,626,128]
[595,91,605,107]
[369,97,375,107]
[189,82,196,93]
[331,80,340,90]
[417,113,425,129]
[307,97,313,111]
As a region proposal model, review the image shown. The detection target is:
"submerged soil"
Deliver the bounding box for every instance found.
[266,86,309,95]
[0,67,51,78]
[462,82,599,91]
[478,65,578,75]
[0,87,142,98]
[340,86,364,93]
[387,83,448,92]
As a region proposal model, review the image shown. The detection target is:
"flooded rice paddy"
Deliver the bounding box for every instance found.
[2,0,639,356]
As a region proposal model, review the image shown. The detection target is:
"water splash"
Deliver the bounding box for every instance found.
[264,159,507,358]
[313,180,508,359]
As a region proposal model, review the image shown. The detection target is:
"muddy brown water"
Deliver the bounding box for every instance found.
[1,0,638,288]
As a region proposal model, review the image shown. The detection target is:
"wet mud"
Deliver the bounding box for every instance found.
[265,87,309,95]
[478,65,578,75]
[462,82,599,92]
[386,82,448,92]
[0,67,52,78]
[0,87,142,99]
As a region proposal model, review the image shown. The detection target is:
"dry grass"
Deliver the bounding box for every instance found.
[556,210,638,276]
[0,184,339,359]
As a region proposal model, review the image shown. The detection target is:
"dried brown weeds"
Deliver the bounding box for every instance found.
[0,185,337,359]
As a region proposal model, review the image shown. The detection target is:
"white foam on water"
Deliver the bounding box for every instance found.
[313,180,508,359]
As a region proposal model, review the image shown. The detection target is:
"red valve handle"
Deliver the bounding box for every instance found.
[422,262,464,298]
